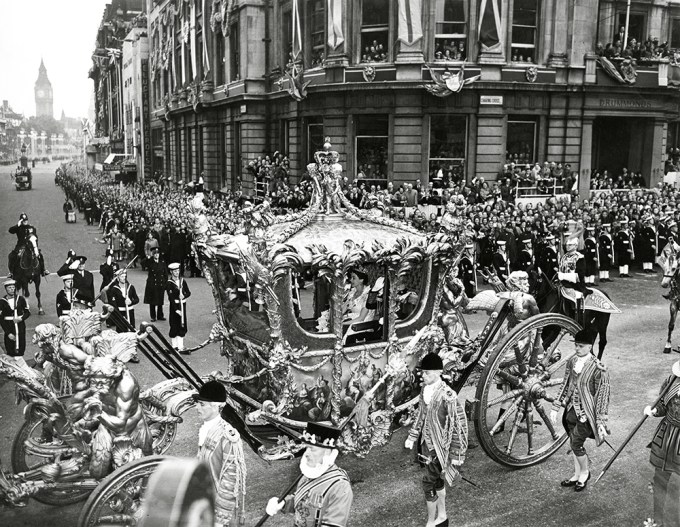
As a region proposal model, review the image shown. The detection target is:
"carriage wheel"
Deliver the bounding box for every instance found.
[137,458,214,527]
[78,455,168,527]
[474,313,581,468]
[11,415,91,505]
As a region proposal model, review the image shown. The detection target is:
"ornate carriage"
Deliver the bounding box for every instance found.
[193,139,583,467]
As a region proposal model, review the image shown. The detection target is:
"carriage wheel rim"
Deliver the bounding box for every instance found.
[474,314,581,467]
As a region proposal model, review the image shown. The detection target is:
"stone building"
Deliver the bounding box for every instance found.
[146,0,680,195]
[89,0,145,162]
[34,59,54,119]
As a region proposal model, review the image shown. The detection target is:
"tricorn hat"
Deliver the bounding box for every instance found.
[420,352,444,371]
[192,380,227,403]
[300,422,342,449]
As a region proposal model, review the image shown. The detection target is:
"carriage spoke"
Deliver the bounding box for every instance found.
[490,395,523,436]
[525,401,534,455]
[541,329,567,368]
[486,389,523,408]
[533,400,559,440]
[528,330,543,368]
[504,406,525,455]
[546,351,576,376]
[493,369,522,387]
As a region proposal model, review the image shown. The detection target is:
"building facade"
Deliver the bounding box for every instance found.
[146,0,680,195]
[123,24,151,180]
[34,59,53,119]
[89,0,145,163]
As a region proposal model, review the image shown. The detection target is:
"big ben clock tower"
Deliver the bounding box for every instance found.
[34,59,53,118]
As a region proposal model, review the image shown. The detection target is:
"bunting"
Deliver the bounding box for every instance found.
[202,0,211,74]
[327,0,344,50]
[478,0,501,51]
[397,0,422,46]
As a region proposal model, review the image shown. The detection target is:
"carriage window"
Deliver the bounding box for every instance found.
[342,264,386,347]
[294,267,333,334]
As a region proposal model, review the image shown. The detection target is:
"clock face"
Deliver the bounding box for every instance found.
[37,89,45,97]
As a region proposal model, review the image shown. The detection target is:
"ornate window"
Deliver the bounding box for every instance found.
[429,115,467,186]
[355,114,388,186]
[510,0,538,63]
[434,0,467,62]
[360,0,390,63]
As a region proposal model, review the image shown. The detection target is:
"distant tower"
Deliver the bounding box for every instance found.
[34,59,53,118]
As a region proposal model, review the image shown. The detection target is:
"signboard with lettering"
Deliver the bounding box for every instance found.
[480,95,503,105]
[599,98,652,109]
[141,59,151,181]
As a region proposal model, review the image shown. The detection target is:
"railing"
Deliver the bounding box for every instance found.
[514,180,565,199]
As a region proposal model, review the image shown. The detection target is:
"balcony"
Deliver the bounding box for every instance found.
[585,53,669,88]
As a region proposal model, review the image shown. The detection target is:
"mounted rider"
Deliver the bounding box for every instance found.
[557,237,590,325]
[7,213,43,278]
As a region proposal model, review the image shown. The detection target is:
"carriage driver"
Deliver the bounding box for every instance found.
[0,279,31,363]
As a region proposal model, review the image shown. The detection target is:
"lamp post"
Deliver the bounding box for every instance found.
[40,131,47,157]
[17,129,26,160]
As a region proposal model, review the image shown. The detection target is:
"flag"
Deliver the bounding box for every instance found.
[202,0,210,74]
[190,1,197,79]
[327,0,344,50]
[478,0,501,51]
[398,0,423,46]
[292,0,303,60]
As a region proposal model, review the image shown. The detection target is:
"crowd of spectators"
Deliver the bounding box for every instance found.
[360,40,388,63]
[55,156,680,279]
[596,27,677,63]
[433,40,466,62]
[590,168,647,190]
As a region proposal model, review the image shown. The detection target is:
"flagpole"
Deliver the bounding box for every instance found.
[623,0,631,51]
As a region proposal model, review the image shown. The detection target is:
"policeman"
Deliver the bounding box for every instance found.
[614,219,633,278]
[57,252,96,305]
[458,243,477,298]
[598,224,614,282]
[583,226,599,285]
[166,262,191,352]
[7,213,35,277]
[56,274,75,317]
[0,279,31,359]
[493,240,509,284]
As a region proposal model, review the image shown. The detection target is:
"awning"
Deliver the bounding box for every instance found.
[104,153,126,164]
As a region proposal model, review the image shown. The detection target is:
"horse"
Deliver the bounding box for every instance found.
[659,241,680,354]
[11,233,46,315]
[531,272,619,360]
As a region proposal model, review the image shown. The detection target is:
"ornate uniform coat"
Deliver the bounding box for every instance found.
[166,278,191,338]
[0,294,30,356]
[197,419,247,527]
[144,258,167,306]
[108,282,139,328]
[282,465,353,527]
[598,233,614,271]
[559,251,587,294]
[650,376,680,475]
[407,381,468,485]
[584,237,599,276]
[551,355,610,446]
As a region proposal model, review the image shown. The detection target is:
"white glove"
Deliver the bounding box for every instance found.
[404,438,414,450]
[597,424,609,439]
[68,260,79,270]
[644,405,657,417]
[265,497,284,516]
[550,410,558,425]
